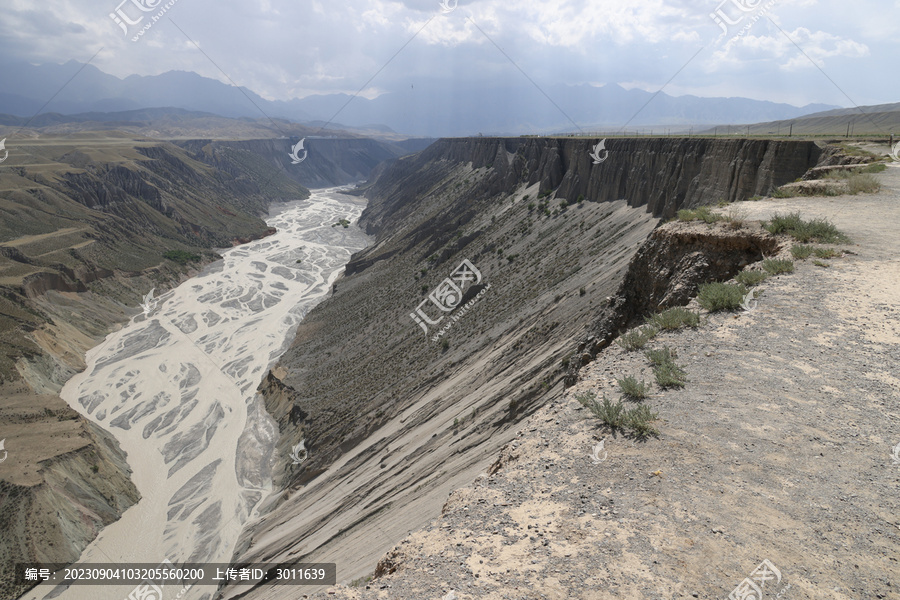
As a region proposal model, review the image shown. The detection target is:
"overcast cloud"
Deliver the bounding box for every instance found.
[1,0,896,124]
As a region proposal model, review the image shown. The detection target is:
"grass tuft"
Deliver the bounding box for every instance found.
[735,270,767,286]
[645,346,687,388]
[646,307,700,331]
[577,392,659,437]
[847,173,881,194]
[615,326,658,351]
[762,258,794,275]
[763,212,851,244]
[618,375,651,400]
[697,282,748,312]
[814,247,840,259]
[677,206,722,224]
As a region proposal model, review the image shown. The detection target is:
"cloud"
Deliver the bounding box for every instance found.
[0,0,894,113]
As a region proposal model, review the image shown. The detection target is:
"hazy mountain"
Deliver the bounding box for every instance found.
[1,60,839,137]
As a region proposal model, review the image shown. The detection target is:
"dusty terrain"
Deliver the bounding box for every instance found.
[306,161,899,598]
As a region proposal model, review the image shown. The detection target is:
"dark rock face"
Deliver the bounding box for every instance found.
[361,137,821,234]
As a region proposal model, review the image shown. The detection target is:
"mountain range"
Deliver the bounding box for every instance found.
[1,60,840,137]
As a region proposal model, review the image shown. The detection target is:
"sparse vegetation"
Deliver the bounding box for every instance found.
[725,204,749,228]
[697,282,748,312]
[677,206,722,224]
[618,375,651,400]
[848,173,880,194]
[576,392,659,437]
[859,163,886,173]
[762,258,794,275]
[813,260,830,268]
[735,270,767,286]
[332,219,351,228]
[645,346,686,388]
[814,247,840,259]
[837,144,878,158]
[792,245,841,260]
[616,326,658,351]
[646,307,700,331]
[163,250,201,265]
[763,212,851,244]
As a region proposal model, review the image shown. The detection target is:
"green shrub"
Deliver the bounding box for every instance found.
[645,346,678,367]
[625,404,660,437]
[615,326,658,351]
[677,206,721,224]
[577,392,659,437]
[654,361,687,388]
[814,247,840,259]
[644,347,686,388]
[764,212,850,244]
[762,258,794,275]
[697,282,748,312]
[618,375,651,400]
[646,307,700,331]
[813,260,830,268]
[791,245,814,259]
[735,270,767,286]
[163,250,201,265]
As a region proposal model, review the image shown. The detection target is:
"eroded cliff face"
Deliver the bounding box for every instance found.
[224,136,820,596]
[360,137,821,231]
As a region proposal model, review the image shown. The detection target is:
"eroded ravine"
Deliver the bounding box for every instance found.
[25,187,369,600]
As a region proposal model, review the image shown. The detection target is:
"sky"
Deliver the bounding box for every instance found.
[1,0,897,117]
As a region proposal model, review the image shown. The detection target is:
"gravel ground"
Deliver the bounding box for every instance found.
[309,160,900,600]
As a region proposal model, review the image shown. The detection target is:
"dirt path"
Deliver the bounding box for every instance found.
[311,162,900,600]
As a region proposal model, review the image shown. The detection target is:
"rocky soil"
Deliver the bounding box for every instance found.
[302,159,899,599]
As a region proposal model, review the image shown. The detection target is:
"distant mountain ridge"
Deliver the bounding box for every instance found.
[1,59,841,137]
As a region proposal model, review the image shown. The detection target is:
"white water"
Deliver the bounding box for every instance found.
[28,187,369,600]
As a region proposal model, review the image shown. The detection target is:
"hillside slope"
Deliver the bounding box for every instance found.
[222,137,822,597]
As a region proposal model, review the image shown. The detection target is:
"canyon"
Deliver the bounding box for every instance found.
[2,134,839,599]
